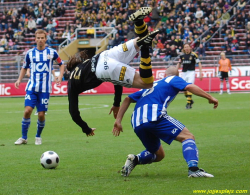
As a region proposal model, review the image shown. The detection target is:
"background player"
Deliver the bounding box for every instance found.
[112,66,218,178]
[14,29,65,145]
[67,7,159,136]
[218,52,232,94]
[177,43,203,109]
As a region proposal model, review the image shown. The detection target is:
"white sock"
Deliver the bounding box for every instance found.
[226,81,230,91]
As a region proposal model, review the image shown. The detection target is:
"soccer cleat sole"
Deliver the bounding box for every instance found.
[137,30,159,46]
[129,7,152,21]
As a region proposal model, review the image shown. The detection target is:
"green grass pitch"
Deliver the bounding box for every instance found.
[0,93,249,195]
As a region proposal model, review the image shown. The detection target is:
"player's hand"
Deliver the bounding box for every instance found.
[199,74,203,81]
[56,76,63,85]
[208,97,218,109]
[15,80,20,89]
[87,128,96,137]
[112,121,123,137]
[109,106,120,119]
[26,72,30,77]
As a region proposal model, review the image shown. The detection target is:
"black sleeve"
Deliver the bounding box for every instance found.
[113,85,123,107]
[68,82,92,135]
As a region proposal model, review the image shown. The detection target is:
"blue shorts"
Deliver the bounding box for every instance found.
[24,91,50,112]
[134,115,185,153]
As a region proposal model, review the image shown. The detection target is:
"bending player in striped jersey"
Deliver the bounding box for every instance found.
[14,29,65,145]
[67,7,159,136]
[113,66,218,178]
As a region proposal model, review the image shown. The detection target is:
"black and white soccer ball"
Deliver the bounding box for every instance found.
[40,151,59,169]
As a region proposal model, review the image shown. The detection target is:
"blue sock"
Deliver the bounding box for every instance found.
[36,120,45,137]
[22,118,30,139]
[137,150,156,164]
[182,139,199,168]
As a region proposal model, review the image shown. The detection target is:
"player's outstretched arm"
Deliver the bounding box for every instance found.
[15,68,27,89]
[185,84,218,109]
[109,85,123,119]
[112,96,133,136]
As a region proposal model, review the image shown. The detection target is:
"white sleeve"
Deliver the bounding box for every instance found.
[195,58,200,63]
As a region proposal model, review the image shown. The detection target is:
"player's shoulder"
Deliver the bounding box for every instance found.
[191,52,198,58]
[179,53,184,58]
[47,47,58,53]
[26,48,35,54]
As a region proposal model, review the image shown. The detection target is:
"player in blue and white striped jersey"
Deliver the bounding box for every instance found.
[113,66,218,178]
[14,29,65,145]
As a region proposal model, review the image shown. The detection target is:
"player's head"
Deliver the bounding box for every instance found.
[220,52,226,60]
[35,29,47,49]
[182,43,192,54]
[165,66,179,76]
[67,50,89,72]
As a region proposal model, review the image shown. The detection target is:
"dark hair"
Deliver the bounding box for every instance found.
[66,50,89,72]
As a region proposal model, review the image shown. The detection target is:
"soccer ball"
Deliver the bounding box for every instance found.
[40,151,59,169]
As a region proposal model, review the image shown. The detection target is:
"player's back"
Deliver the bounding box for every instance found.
[129,76,189,128]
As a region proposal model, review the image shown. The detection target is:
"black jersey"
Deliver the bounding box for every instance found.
[67,53,123,135]
[179,52,200,72]
[68,54,102,94]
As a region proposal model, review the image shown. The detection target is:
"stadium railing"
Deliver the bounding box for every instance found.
[58,27,117,52]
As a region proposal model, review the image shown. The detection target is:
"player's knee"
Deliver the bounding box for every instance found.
[154,146,165,162]
[184,131,195,141]
[156,153,165,162]
[24,107,32,117]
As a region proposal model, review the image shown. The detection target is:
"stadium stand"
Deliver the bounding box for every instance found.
[0,0,249,83]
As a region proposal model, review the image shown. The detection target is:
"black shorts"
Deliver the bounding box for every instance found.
[220,71,229,81]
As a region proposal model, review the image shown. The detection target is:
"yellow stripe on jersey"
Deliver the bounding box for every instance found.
[122,43,128,52]
[191,52,198,58]
[119,66,127,81]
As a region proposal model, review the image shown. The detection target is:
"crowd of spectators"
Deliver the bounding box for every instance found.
[0,0,249,58]
[0,0,66,52]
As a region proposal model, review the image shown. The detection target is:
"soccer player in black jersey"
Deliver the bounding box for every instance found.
[177,43,203,109]
[67,7,159,136]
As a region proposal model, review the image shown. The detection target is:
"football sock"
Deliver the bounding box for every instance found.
[137,150,156,164]
[189,166,199,172]
[182,139,199,168]
[22,118,30,139]
[139,46,154,84]
[226,81,230,90]
[135,21,148,38]
[220,83,223,91]
[36,120,45,137]
[186,91,192,104]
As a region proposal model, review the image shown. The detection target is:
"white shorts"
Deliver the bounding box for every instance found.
[95,39,137,88]
[182,71,195,84]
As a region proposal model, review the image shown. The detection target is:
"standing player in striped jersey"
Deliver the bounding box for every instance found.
[14,29,65,145]
[218,52,232,95]
[112,66,218,178]
[177,43,203,109]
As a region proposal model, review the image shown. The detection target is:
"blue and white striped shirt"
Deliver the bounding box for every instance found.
[129,76,190,129]
[23,47,63,93]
